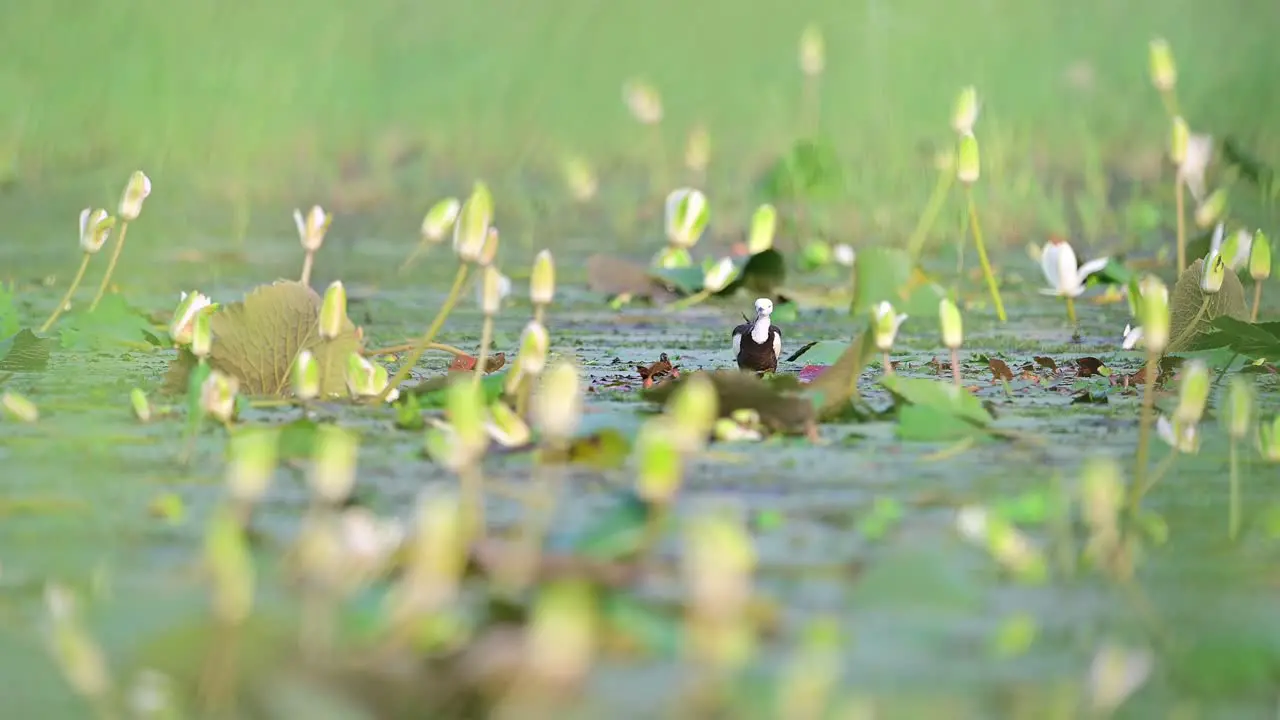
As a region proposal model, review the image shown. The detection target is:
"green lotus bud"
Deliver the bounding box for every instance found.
[370,362,397,403]
[1218,226,1243,271]
[1250,230,1272,280]
[685,124,711,174]
[1200,251,1226,294]
[684,511,755,613]
[664,188,710,249]
[1137,276,1170,352]
[118,170,152,222]
[169,291,212,346]
[747,204,777,255]
[480,265,505,316]
[292,349,319,401]
[78,208,114,254]
[1224,377,1254,440]
[1157,415,1199,454]
[1173,360,1209,425]
[293,205,331,252]
[800,240,832,270]
[1170,117,1189,165]
[1194,188,1228,229]
[200,370,238,423]
[203,504,254,625]
[799,24,825,76]
[873,301,908,351]
[452,181,494,263]
[447,379,488,460]
[702,256,740,293]
[939,298,964,349]
[44,584,112,701]
[319,281,347,339]
[345,352,376,397]
[530,249,556,306]
[190,308,213,359]
[2,390,38,423]
[952,86,980,135]
[518,321,550,376]
[534,360,582,442]
[561,154,598,202]
[1148,38,1177,92]
[1260,415,1280,462]
[668,372,718,452]
[1080,456,1123,531]
[478,227,500,267]
[526,580,597,685]
[623,79,663,125]
[636,422,683,503]
[656,245,694,269]
[486,400,531,447]
[130,388,151,422]
[225,426,278,503]
[309,425,359,505]
[421,197,461,242]
[956,132,980,184]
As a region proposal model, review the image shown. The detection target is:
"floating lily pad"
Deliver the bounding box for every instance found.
[0,329,53,372]
[643,370,816,435]
[1189,316,1280,358]
[59,294,160,351]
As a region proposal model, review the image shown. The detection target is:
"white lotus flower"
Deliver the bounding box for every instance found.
[1122,324,1144,350]
[702,257,739,293]
[1209,224,1253,271]
[293,205,331,252]
[1156,415,1199,454]
[1178,132,1213,203]
[1038,238,1109,297]
[872,301,908,351]
[169,291,212,346]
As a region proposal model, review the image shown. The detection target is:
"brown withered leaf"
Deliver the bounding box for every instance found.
[586,254,677,302]
[644,369,816,435]
[1075,357,1105,377]
[988,358,1014,381]
[1167,257,1248,353]
[1033,356,1057,371]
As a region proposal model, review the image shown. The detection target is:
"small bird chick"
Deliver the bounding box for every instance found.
[731,297,782,374]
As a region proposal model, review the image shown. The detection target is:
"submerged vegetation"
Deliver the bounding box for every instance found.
[4,12,1280,720]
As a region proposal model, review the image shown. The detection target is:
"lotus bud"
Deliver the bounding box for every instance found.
[1200,251,1226,294]
[309,425,359,505]
[118,171,152,222]
[534,360,582,442]
[939,298,964,349]
[1258,415,1280,461]
[292,349,319,401]
[1194,188,1228,229]
[1137,276,1170,352]
[478,227,500,267]
[1173,360,1209,425]
[518,321,550,376]
[685,124,711,174]
[480,265,506,316]
[452,181,494,263]
[1224,377,1253,440]
[562,155,598,202]
[1157,415,1199,454]
[702,256,739,293]
[398,491,465,614]
[421,198,461,242]
[1080,456,1123,533]
[1148,38,1177,92]
[1170,117,1189,165]
[530,249,556,306]
[447,380,488,460]
[78,209,114,254]
[43,584,112,701]
[664,188,710,249]
[190,309,213,359]
[485,401,531,447]
[525,580,597,686]
[225,427,278,504]
[799,24,825,76]
[833,243,856,267]
[292,205,331,252]
[200,370,238,423]
[1216,226,1247,272]
[370,363,398,403]
[636,422,683,503]
[668,372,718,452]
[956,132,980,184]
[317,281,348,339]
[1089,644,1153,716]
[684,511,755,614]
[1250,230,1271,280]
[203,504,254,625]
[169,291,212,346]
[747,204,777,255]
[130,388,151,422]
[345,352,377,397]
[952,86,980,135]
[872,301,908,351]
[1,390,38,423]
[623,79,663,125]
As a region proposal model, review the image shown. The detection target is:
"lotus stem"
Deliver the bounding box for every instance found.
[377,263,471,401]
[670,288,713,311]
[1159,89,1181,121]
[882,351,894,377]
[1064,296,1077,328]
[965,188,1006,323]
[89,220,130,311]
[397,241,433,277]
[1229,439,1241,541]
[473,315,494,388]
[40,253,92,333]
[1130,345,1159,509]
[497,455,561,596]
[1251,282,1263,322]
[803,76,821,137]
[1174,178,1186,274]
[1169,297,1210,352]
[299,249,316,287]
[534,303,546,327]
[950,348,962,388]
[460,463,486,546]
[363,341,469,359]
[906,169,954,261]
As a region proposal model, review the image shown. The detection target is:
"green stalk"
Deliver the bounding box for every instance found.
[299,249,316,287]
[473,314,494,388]
[398,242,434,276]
[1251,282,1263,323]
[950,348,962,388]
[89,220,131,311]
[906,169,954,260]
[882,351,894,377]
[670,288,713,310]
[1174,178,1186,274]
[377,263,470,402]
[39,253,92,332]
[1064,296,1077,328]
[1130,345,1159,509]
[966,188,1006,323]
[1168,298,1211,351]
[1229,439,1240,541]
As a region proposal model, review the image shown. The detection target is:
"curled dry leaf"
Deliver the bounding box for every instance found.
[988,358,1014,381]
[644,369,816,436]
[1033,356,1057,371]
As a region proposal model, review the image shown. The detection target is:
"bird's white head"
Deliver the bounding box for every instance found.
[754,298,773,317]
